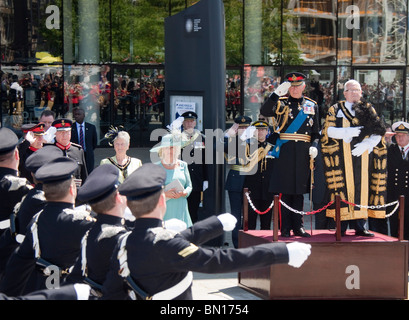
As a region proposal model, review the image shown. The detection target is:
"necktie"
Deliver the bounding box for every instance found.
[401,147,405,160]
[79,124,85,151]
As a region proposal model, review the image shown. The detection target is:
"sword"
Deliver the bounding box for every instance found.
[309,156,315,235]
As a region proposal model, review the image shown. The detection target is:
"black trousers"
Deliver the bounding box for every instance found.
[280,194,304,232]
[247,198,273,230]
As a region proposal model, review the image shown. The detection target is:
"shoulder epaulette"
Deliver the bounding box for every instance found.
[305,96,317,104]
[70,142,82,149]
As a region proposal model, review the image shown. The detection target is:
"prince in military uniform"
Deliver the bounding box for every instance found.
[223,115,254,247]
[42,119,88,186]
[0,157,94,296]
[260,73,320,237]
[101,163,311,300]
[243,120,275,230]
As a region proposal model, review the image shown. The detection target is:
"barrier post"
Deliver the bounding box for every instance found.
[243,188,249,232]
[273,195,279,241]
[335,195,341,241]
[398,195,405,241]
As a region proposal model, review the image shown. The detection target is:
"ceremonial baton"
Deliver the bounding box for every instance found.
[309,155,314,235]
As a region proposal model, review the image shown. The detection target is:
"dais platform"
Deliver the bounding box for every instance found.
[238,229,408,300]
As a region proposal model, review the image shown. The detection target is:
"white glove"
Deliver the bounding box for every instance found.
[327,126,362,143]
[202,181,208,192]
[286,242,311,268]
[43,126,56,143]
[351,134,381,157]
[217,213,237,231]
[25,131,35,144]
[164,218,187,232]
[73,283,91,300]
[274,82,291,96]
[240,126,256,141]
[166,116,184,132]
[309,146,318,159]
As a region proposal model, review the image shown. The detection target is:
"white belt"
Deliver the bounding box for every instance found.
[118,232,193,300]
[152,271,193,300]
[0,219,10,230]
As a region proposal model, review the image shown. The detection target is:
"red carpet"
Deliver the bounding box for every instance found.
[243,229,399,243]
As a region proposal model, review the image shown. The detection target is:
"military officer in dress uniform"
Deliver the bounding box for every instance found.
[0,146,61,279]
[223,115,254,247]
[180,111,208,223]
[66,164,128,297]
[243,120,275,230]
[0,157,95,296]
[386,121,409,239]
[42,118,88,186]
[18,123,46,184]
[0,128,32,239]
[260,72,320,237]
[101,163,311,300]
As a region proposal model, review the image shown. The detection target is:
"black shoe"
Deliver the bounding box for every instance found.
[355,230,374,237]
[293,228,311,238]
[281,229,291,237]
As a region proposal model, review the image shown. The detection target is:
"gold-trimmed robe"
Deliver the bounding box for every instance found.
[321,101,387,221]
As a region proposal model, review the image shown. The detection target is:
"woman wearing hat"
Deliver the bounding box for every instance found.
[100,127,142,184]
[150,133,193,228]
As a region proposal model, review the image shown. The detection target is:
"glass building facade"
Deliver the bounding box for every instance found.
[1,0,408,147]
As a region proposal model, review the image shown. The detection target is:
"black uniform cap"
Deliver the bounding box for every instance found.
[284,72,307,87]
[251,120,269,128]
[118,163,166,201]
[77,164,120,204]
[34,156,78,183]
[181,111,198,120]
[25,146,64,174]
[0,127,19,155]
[234,115,252,127]
[52,118,73,131]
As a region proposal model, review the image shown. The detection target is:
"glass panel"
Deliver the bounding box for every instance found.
[354,69,404,124]
[63,64,109,146]
[379,69,403,123]
[1,64,63,129]
[353,0,407,65]
[112,0,168,64]
[112,67,165,147]
[336,66,352,101]
[243,66,280,122]
[1,0,62,64]
[224,0,243,65]
[244,0,282,65]
[283,0,336,65]
[63,0,111,64]
[337,0,352,65]
[226,69,242,124]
